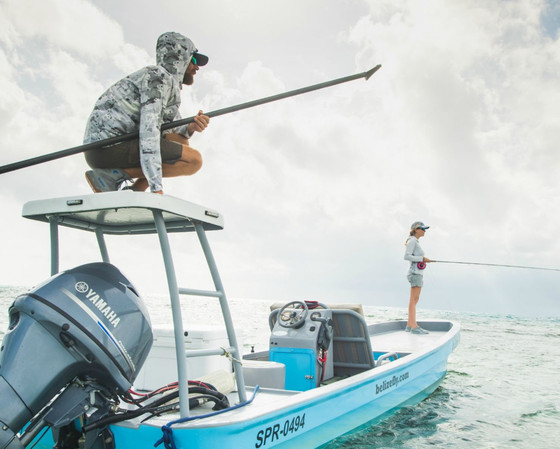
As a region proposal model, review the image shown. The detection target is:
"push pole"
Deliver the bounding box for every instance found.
[161,64,382,131]
[0,65,381,175]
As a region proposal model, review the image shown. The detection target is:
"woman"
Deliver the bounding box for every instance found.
[404,221,432,334]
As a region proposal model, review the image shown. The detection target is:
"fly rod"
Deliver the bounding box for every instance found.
[433,260,560,272]
[0,64,382,175]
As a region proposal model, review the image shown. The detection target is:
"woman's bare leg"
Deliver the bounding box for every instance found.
[407,287,421,328]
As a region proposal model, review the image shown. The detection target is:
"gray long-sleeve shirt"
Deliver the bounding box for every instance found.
[84,32,195,192]
[404,236,425,275]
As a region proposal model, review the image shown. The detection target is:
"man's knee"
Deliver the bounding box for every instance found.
[189,148,203,172]
[181,146,202,174]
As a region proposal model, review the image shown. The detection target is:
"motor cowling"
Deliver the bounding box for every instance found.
[0,262,153,448]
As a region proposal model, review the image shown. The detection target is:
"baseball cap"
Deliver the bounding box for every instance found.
[191,51,209,66]
[411,221,430,230]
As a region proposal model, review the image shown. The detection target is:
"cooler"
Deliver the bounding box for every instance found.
[134,325,232,391]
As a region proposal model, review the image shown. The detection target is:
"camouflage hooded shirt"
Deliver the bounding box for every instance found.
[84,32,196,192]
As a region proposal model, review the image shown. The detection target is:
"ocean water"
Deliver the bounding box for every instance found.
[0,286,559,449]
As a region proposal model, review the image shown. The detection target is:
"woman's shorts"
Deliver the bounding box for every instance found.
[85,137,183,169]
[407,273,423,288]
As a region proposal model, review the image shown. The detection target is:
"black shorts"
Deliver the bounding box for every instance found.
[84,137,183,169]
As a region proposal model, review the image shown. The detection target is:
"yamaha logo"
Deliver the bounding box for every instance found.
[75,281,89,293]
[73,281,121,328]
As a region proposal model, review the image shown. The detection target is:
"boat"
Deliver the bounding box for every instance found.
[0,192,460,449]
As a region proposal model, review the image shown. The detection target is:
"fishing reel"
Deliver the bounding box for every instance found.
[417,262,426,270]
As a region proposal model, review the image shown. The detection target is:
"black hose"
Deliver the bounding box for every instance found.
[83,387,230,432]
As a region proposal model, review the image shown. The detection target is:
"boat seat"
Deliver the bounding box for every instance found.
[331,309,375,376]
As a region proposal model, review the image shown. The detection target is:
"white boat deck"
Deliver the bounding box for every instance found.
[370,321,453,355]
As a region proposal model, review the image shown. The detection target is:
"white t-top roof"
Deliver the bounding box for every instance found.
[22,192,223,235]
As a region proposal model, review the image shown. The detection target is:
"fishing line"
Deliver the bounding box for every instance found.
[432,260,560,272]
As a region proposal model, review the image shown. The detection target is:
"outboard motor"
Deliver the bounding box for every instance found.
[0,263,153,449]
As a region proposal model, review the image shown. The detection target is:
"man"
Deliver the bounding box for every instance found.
[83,31,210,194]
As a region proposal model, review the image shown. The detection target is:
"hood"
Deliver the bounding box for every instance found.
[156,32,196,81]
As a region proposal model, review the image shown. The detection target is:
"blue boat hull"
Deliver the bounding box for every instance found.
[105,328,458,449]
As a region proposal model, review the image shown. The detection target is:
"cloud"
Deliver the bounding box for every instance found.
[0,0,558,317]
[2,0,122,57]
[0,0,151,202]
[172,0,560,317]
[1,0,150,78]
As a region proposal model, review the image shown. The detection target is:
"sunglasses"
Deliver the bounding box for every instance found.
[191,56,198,65]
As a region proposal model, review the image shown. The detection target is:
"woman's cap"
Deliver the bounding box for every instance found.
[411,221,429,230]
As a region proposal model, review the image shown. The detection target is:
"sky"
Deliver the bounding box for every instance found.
[0,0,559,318]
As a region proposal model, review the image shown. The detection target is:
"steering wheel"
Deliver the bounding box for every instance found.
[277,301,309,329]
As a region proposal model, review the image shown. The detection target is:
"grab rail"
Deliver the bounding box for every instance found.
[375,352,399,367]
